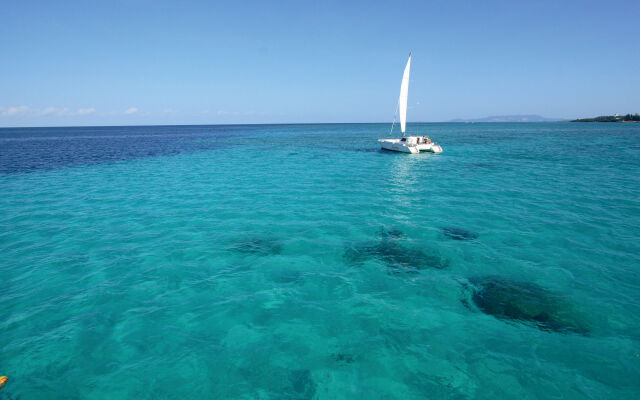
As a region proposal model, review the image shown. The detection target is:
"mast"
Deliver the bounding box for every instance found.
[398,53,411,137]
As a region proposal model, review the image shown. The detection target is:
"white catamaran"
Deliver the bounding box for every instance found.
[378,53,443,154]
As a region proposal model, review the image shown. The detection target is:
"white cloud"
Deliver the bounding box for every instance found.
[0,105,30,116]
[40,106,59,115]
[216,110,264,116]
[43,107,70,116]
[124,107,138,115]
[8,105,29,115]
[76,108,96,115]
[0,106,97,118]
[38,106,96,116]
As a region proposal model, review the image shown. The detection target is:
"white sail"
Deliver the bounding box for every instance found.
[398,54,411,135]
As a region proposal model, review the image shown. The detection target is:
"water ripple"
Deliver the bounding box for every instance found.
[1,123,639,399]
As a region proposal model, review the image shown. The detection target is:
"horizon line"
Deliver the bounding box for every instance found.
[0,121,571,129]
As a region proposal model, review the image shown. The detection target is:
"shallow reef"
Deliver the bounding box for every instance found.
[229,236,283,256]
[378,227,405,240]
[465,276,589,334]
[288,369,316,399]
[333,353,356,364]
[344,237,449,272]
[441,226,479,241]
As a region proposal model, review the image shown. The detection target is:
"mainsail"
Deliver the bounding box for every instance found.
[398,53,411,136]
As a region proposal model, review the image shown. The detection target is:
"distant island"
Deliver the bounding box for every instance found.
[449,114,640,123]
[449,115,563,123]
[571,114,640,122]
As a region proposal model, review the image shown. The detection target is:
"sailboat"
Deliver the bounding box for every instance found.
[378,53,443,154]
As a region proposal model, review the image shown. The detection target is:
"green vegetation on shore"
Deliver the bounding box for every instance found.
[572,114,640,122]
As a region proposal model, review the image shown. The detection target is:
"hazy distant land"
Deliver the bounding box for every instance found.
[571,114,640,122]
[449,115,564,123]
[449,114,640,123]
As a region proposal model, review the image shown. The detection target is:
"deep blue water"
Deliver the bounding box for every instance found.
[0,125,263,173]
[1,123,639,399]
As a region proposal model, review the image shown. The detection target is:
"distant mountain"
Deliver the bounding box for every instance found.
[449,115,563,123]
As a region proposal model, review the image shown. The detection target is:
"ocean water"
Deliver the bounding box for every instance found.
[1,123,639,399]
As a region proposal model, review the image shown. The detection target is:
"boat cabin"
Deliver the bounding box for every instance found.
[401,136,432,145]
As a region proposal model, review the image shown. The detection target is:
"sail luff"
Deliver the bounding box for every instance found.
[398,54,411,136]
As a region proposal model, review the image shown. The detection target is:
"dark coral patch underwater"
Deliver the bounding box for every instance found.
[378,226,405,240]
[441,226,479,241]
[333,353,356,364]
[465,276,589,335]
[228,236,283,256]
[344,239,449,272]
[288,369,316,399]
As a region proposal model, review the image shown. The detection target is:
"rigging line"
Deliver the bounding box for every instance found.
[389,101,399,137]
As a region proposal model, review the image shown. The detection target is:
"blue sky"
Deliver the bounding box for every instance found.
[1,0,638,126]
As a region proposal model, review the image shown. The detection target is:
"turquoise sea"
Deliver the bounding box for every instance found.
[1,122,639,399]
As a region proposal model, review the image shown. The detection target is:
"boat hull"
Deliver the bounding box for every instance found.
[416,143,443,153]
[378,137,442,154]
[378,139,419,154]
